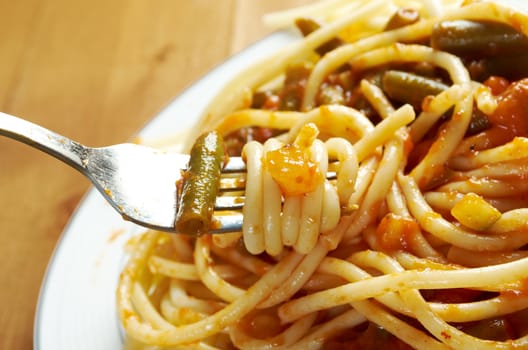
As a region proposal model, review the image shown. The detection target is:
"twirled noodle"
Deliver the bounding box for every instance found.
[119,1,528,349]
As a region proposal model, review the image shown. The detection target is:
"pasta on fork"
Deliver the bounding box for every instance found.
[118,1,528,349]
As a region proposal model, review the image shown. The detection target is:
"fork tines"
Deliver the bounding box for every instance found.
[216,157,246,211]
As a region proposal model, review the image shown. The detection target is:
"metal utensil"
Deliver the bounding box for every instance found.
[0,112,246,233]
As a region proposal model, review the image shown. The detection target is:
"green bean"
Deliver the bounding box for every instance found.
[382,70,448,108]
[382,70,490,135]
[175,131,226,235]
[431,20,528,57]
[384,8,419,31]
[295,17,344,56]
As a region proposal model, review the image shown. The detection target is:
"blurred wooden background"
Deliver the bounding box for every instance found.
[0,0,310,348]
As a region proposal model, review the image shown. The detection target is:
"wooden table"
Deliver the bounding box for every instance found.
[0,0,309,347]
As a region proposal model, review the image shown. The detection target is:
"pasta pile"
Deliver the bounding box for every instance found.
[118,0,528,349]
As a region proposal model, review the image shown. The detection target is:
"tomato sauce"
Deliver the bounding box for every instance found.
[483,78,528,148]
[376,213,421,254]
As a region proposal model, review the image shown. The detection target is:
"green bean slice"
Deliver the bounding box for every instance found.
[175,131,226,235]
[431,20,528,57]
[381,70,490,135]
[382,70,448,108]
[295,17,344,56]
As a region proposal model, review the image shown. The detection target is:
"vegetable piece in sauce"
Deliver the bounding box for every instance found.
[279,62,312,111]
[382,70,490,135]
[264,123,322,196]
[451,193,501,231]
[295,17,344,56]
[175,131,226,235]
[265,144,321,196]
[431,20,528,57]
[224,126,277,156]
[382,70,448,108]
[376,213,421,254]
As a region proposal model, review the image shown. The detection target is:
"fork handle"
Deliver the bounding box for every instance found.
[0,112,87,172]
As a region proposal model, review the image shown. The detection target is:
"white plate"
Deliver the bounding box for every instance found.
[33,30,298,350]
[33,1,528,348]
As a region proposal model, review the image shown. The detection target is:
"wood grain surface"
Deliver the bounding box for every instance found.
[0,0,310,347]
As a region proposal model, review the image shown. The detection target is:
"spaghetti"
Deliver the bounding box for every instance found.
[118,0,528,348]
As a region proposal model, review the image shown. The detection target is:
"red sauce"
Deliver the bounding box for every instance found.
[484,76,510,95]
[410,78,528,175]
[406,138,433,172]
[376,213,420,253]
[422,288,483,304]
[237,307,285,340]
[441,331,452,340]
[484,78,528,148]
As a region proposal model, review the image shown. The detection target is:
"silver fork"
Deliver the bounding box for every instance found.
[0,112,247,234]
